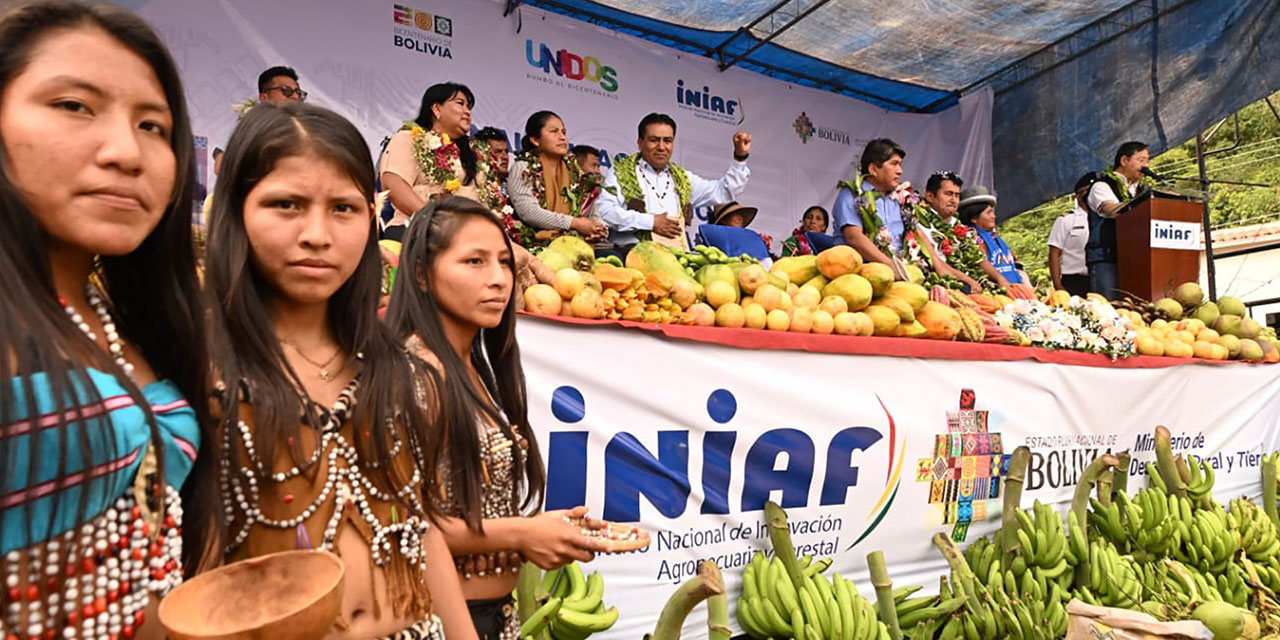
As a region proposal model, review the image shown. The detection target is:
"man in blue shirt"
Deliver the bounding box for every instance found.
[833,138,906,268]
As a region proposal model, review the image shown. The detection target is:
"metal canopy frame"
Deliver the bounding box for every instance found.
[710,0,834,72]
[516,0,942,112]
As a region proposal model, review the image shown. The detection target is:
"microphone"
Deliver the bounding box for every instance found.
[1141,167,1165,181]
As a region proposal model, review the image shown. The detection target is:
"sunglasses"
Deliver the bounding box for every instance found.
[931,170,961,182]
[264,85,308,101]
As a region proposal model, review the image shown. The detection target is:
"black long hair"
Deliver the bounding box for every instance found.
[384,196,544,531]
[0,0,211,576]
[205,104,436,531]
[520,110,560,154]
[414,82,477,185]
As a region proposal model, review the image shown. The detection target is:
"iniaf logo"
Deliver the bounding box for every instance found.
[675,80,744,126]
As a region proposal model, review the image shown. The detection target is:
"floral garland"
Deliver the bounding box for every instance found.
[400,121,464,194]
[910,203,996,292]
[1100,167,1156,203]
[613,154,691,243]
[782,228,815,256]
[837,174,895,258]
[995,297,1137,360]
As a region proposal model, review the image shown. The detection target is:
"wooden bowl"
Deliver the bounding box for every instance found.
[159,550,345,640]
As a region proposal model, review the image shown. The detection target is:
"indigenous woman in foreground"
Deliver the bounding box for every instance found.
[780,205,830,256]
[385,196,601,639]
[204,104,476,640]
[505,110,607,247]
[0,2,212,638]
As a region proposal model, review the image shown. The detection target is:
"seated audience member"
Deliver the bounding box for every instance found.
[781,205,830,256]
[507,111,607,244]
[571,144,603,175]
[474,125,511,184]
[696,202,772,265]
[958,186,1026,286]
[833,138,908,277]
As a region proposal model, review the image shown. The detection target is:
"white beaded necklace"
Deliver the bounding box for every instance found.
[61,284,135,379]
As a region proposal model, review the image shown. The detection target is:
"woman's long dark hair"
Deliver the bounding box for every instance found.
[520,110,560,154]
[415,82,477,185]
[0,0,211,577]
[206,104,436,532]
[384,196,543,531]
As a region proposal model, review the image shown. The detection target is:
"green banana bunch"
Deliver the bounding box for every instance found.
[1079,540,1143,610]
[737,551,887,640]
[1087,496,1129,551]
[1130,486,1183,559]
[1228,497,1280,562]
[1175,506,1241,572]
[1183,454,1216,502]
[521,562,619,640]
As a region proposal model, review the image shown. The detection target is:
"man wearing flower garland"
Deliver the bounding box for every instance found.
[1086,141,1154,299]
[834,138,910,277]
[594,113,751,256]
[911,171,1008,293]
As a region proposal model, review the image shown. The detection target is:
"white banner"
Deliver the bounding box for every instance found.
[1151,220,1201,250]
[135,0,992,251]
[517,315,1280,639]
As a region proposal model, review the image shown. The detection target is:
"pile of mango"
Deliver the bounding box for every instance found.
[1105,282,1280,362]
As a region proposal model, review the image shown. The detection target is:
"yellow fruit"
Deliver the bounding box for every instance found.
[792,285,822,309]
[766,309,790,331]
[686,302,715,326]
[1197,328,1220,343]
[1163,338,1193,358]
[858,262,895,298]
[1192,340,1216,359]
[873,297,915,323]
[714,302,746,328]
[559,299,574,317]
[670,279,699,310]
[833,312,858,336]
[894,320,926,338]
[1135,335,1164,356]
[802,275,829,292]
[816,245,863,279]
[1210,344,1229,360]
[1151,318,1169,331]
[778,291,794,312]
[905,264,924,285]
[770,255,820,285]
[810,310,834,335]
[885,282,929,312]
[553,268,586,299]
[822,274,874,311]
[744,303,767,329]
[737,264,770,294]
[818,295,848,316]
[853,312,875,336]
[570,288,605,319]
[789,306,814,333]
[740,295,754,307]
[915,301,962,340]
[754,284,785,311]
[523,284,562,315]
[786,283,799,296]
[864,305,900,336]
[1172,330,1196,345]
[705,280,738,308]
[1178,319,1207,334]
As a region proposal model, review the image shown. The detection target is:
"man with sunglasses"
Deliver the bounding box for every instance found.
[257,65,308,105]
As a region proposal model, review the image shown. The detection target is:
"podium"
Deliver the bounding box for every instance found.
[1114,189,1206,301]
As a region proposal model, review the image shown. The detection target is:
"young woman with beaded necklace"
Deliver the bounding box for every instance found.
[203,103,477,640]
[0,2,214,639]
[385,196,603,640]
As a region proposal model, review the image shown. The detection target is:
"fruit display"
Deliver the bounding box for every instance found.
[518,561,621,640]
[521,241,1277,362]
[1114,282,1280,362]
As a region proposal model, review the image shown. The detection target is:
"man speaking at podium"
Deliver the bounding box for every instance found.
[1085,141,1151,299]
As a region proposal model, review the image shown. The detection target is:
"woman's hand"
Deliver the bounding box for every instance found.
[519,507,603,570]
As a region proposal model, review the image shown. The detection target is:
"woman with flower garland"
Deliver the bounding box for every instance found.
[506,110,607,247]
[386,196,603,639]
[0,3,214,638]
[379,83,500,237]
[780,205,829,256]
[205,103,477,640]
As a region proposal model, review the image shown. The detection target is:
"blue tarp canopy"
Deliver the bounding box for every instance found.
[514,0,1280,216]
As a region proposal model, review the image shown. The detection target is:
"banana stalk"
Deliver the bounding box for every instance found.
[1264,454,1279,528]
[1113,450,1132,495]
[647,561,725,640]
[1154,425,1188,499]
[516,562,543,623]
[869,550,903,640]
[765,501,806,591]
[1096,467,1114,507]
[703,563,731,640]
[1070,453,1118,589]
[1002,446,1032,567]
